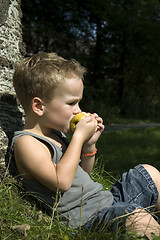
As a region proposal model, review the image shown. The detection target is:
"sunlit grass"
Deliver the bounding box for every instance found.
[0,178,72,240]
[0,179,145,240]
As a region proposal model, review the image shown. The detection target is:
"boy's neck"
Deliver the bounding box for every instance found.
[23,118,66,149]
[23,116,52,138]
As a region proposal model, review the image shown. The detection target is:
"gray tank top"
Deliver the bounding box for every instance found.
[10,130,113,228]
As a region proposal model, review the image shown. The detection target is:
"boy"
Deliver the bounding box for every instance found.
[9,52,160,239]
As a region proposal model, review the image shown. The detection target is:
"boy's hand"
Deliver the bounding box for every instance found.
[82,113,104,150]
[73,114,97,142]
[78,113,104,174]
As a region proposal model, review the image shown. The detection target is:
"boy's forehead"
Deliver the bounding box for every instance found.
[60,76,83,89]
[53,77,84,96]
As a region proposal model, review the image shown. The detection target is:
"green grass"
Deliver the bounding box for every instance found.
[1,126,160,239]
[108,117,160,124]
[97,127,160,178]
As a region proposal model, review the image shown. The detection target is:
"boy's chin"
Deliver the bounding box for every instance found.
[55,124,71,134]
[60,127,69,134]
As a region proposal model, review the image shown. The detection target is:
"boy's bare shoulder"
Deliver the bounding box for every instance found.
[13,134,57,186]
[14,134,50,155]
[15,134,40,146]
[14,134,54,170]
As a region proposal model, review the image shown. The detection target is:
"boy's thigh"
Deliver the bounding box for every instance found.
[83,202,139,232]
[83,164,159,232]
[111,164,158,209]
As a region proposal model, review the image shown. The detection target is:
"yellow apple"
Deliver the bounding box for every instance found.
[70,112,90,132]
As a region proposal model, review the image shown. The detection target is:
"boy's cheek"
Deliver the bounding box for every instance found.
[62,111,73,121]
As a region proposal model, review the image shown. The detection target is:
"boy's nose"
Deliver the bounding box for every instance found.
[74,105,81,114]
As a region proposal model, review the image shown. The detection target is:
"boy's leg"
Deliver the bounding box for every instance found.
[126,164,160,239]
[110,164,160,238]
[142,164,160,211]
[84,164,160,238]
[126,208,160,240]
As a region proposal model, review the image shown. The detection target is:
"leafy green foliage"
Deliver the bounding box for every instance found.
[21,0,160,120]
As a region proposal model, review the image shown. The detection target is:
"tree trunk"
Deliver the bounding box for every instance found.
[0,0,25,181]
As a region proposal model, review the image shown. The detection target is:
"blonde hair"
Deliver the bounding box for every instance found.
[13,52,87,113]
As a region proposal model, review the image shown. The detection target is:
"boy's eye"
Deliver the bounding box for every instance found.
[68,102,76,106]
[68,99,81,106]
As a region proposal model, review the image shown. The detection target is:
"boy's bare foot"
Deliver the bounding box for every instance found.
[126,208,160,240]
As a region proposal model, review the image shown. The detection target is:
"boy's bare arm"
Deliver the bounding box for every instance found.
[14,134,84,192]
[80,155,95,175]
[79,113,104,174]
[14,116,97,192]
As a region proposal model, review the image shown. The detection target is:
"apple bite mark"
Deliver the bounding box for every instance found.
[70,112,90,132]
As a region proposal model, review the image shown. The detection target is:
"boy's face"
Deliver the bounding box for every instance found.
[42,76,84,133]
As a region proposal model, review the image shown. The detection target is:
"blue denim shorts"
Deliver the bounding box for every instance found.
[83,164,159,232]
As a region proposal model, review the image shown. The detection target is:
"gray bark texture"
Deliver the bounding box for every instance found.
[0,0,25,181]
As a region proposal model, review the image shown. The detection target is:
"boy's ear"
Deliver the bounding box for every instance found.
[32,97,44,116]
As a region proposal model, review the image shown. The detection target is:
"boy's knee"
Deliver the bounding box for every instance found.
[142,164,159,175]
[142,164,160,188]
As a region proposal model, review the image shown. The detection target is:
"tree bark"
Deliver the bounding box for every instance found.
[0,0,25,181]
